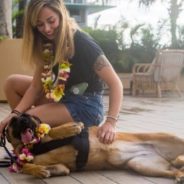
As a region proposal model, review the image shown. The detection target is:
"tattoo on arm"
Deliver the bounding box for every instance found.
[94,56,110,71]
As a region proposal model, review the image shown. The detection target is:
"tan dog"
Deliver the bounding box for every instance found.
[6,114,184,184]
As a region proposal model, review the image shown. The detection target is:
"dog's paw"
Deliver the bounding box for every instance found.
[49,122,84,139]
[22,164,51,178]
[176,176,184,184]
[46,164,70,176]
[173,156,184,168]
[70,122,84,135]
[63,122,84,134]
[34,168,51,178]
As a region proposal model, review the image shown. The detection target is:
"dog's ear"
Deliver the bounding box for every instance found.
[8,116,22,140]
[6,116,18,141]
[6,118,21,146]
[6,122,23,154]
[9,116,19,126]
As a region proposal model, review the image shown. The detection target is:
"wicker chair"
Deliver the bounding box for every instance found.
[131,49,184,97]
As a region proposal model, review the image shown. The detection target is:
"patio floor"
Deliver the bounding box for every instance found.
[0,94,184,184]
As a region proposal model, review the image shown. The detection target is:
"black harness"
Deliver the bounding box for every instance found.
[31,128,89,170]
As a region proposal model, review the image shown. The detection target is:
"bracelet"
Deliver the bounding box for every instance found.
[106,115,119,122]
[11,109,22,116]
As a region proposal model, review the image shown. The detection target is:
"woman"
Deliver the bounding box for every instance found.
[0,0,123,144]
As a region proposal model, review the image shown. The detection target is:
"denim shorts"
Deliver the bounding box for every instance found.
[61,92,104,127]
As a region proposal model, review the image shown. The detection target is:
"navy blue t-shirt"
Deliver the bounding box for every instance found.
[65,30,104,93]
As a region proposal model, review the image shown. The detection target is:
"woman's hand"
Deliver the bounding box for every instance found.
[0,113,17,136]
[97,121,116,144]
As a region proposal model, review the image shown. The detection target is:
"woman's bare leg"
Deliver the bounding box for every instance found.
[3,74,51,109]
[27,103,74,127]
[4,74,74,126]
[4,74,33,109]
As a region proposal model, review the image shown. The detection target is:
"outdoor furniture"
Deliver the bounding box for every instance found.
[131,49,184,97]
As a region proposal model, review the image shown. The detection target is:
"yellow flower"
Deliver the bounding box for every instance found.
[51,85,65,102]
[59,61,71,70]
[36,123,51,138]
[42,77,53,92]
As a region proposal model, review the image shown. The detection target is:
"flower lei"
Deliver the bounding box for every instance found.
[9,123,51,173]
[41,43,71,102]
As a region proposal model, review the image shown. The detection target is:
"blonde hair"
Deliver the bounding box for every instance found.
[22,0,78,67]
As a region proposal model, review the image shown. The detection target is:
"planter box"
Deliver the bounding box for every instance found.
[0,39,33,101]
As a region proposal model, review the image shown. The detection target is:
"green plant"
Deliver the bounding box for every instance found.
[12,0,27,38]
[0,35,8,41]
[84,27,120,64]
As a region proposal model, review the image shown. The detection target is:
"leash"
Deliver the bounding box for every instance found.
[0,129,16,167]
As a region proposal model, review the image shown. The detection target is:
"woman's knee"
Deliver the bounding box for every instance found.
[3,74,32,95]
[3,74,19,93]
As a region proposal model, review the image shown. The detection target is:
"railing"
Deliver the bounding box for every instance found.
[64,0,118,6]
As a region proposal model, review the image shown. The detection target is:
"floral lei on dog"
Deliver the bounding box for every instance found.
[9,123,51,172]
[41,43,71,102]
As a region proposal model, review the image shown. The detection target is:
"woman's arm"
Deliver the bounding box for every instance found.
[0,65,43,135]
[14,65,43,112]
[95,55,123,144]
